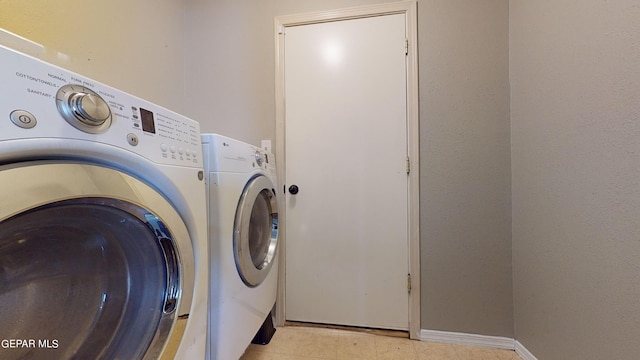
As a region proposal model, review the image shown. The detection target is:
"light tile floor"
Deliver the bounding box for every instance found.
[240,326,522,360]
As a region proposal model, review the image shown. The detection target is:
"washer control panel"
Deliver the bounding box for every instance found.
[0,44,202,168]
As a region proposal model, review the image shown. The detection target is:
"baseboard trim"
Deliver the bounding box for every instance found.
[515,340,539,360]
[419,329,538,359]
[419,329,514,349]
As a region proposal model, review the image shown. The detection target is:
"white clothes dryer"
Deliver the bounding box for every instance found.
[0,45,208,359]
[202,134,279,360]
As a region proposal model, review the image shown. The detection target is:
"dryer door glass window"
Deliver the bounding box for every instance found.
[0,199,175,360]
[234,175,279,287]
[249,189,273,268]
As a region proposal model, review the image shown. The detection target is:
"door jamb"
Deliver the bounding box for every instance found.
[274,0,420,339]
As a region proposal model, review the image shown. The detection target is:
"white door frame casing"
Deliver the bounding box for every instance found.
[274,0,420,339]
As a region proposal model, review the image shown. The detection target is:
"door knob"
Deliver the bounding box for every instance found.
[288,185,299,195]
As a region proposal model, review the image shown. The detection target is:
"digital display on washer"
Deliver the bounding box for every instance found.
[140,108,156,134]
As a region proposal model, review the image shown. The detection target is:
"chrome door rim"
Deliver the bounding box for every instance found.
[233,174,279,287]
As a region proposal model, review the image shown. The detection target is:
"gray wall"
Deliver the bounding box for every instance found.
[186,0,514,338]
[419,0,512,337]
[184,0,280,144]
[0,1,187,114]
[510,1,640,359]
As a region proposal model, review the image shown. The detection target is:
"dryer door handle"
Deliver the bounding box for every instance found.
[288,185,299,195]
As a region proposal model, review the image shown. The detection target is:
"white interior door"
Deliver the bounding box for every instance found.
[284,13,409,330]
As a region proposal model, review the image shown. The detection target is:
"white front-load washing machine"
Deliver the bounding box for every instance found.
[0,44,208,359]
[202,134,279,360]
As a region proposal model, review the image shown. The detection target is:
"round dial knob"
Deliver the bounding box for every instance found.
[255,151,264,166]
[56,84,112,133]
[70,92,111,124]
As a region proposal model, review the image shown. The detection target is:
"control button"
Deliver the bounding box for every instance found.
[170,145,176,153]
[185,148,191,157]
[178,147,184,155]
[127,133,139,146]
[160,143,168,152]
[10,110,37,129]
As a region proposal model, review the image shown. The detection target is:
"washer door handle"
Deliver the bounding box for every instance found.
[288,185,299,195]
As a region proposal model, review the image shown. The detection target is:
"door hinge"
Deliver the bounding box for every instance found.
[405,38,409,55]
[407,273,412,293]
[406,156,410,175]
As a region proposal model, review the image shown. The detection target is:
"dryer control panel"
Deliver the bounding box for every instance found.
[0,44,203,168]
[202,133,276,175]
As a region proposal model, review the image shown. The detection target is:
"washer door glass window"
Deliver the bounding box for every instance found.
[0,163,194,360]
[234,175,279,287]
